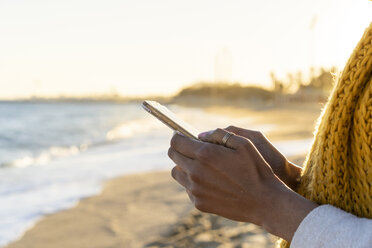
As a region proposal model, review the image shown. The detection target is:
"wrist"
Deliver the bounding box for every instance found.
[260,183,318,241]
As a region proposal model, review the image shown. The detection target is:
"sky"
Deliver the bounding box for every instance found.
[0,0,371,99]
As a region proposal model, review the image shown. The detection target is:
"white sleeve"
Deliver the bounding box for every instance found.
[290,205,372,248]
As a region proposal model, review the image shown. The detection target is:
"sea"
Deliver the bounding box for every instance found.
[0,101,313,247]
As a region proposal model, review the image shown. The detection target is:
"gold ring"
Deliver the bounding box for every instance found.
[221,132,234,146]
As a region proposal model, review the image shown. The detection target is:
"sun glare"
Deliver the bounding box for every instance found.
[0,0,370,99]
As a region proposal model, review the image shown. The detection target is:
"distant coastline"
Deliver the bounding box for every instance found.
[1,67,335,106]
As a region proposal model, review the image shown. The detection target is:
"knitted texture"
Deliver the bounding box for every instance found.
[279,22,372,248]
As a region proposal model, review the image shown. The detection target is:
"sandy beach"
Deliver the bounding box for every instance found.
[6,102,322,248]
[6,172,193,248]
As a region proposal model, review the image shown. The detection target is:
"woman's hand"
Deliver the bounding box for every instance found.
[201,126,302,190]
[168,128,317,242]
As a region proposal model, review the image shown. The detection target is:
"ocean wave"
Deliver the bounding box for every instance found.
[1,118,162,169]
[1,145,84,168]
[106,118,163,141]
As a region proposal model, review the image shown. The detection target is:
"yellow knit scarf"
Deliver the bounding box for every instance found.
[279,22,372,248]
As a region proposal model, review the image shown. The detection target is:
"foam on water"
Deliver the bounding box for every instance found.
[106,118,164,140]
[0,132,171,246]
[5,146,81,168]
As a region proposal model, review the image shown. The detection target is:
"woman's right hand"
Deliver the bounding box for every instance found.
[170,128,317,241]
[201,126,302,190]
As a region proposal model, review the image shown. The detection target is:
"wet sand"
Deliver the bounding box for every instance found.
[6,172,192,248]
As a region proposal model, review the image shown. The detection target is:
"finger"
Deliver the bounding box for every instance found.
[198,129,214,139]
[170,132,203,159]
[198,128,249,150]
[225,125,249,136]
[169,147,239,195]
[171,166,191,189]
[199,126,248,139]
[168,147,196,173]
[225,126,265,142]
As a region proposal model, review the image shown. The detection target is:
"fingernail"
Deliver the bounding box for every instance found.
[198,132,208,138]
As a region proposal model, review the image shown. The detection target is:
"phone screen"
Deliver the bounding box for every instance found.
[142,101,199,140]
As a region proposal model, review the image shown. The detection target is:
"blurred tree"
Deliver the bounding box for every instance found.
[270,72,284,93]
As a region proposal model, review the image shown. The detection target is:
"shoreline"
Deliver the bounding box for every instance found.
[6,171,193,248]
[5,102,322,248]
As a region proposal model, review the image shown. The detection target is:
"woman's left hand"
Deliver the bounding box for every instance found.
[168,128,318,242]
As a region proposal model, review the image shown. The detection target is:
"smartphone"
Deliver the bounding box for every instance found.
[142,100,199,140]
